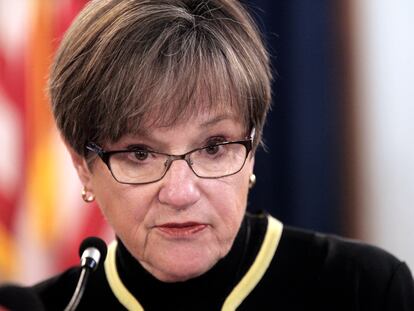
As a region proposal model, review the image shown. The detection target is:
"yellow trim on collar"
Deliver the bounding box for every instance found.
[104,215,283,311]
[221,215,283,310]
[104,241,144,311]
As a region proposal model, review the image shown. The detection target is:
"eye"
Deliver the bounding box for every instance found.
[203,136,227,155]
[205,144,220,155]
[133,150,149,161]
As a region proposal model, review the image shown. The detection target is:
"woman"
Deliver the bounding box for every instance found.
[1,0,413,310]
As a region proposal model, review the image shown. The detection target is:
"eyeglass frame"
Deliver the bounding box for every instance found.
[85,137,253,185]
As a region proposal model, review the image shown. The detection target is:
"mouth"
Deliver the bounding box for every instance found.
[155,222,207,238]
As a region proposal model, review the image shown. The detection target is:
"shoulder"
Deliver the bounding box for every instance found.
[0,268,81,311]
[280,225,402,273]
[30,264,121,310]
[0,283,45,310]
[275,224,414,309]
[280,226,410,286]
[245,212,406,275]
[241,215,414,310]
[31,266,81,310]
[307,228,414,309]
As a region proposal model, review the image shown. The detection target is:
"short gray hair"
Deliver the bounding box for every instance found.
[49,0,272,156]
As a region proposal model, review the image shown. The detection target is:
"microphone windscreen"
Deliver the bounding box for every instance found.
[78,236,108,262]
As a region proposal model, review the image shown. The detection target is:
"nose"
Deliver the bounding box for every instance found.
[158,159,201,209]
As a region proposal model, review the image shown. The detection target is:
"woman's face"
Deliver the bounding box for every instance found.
[71,111,254,282]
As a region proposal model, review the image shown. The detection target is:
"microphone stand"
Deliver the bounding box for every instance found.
[63,237,107,311]
[64,267,91,311]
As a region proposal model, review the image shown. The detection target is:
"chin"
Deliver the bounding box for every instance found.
[148,250,220,283]
[138,229,234,282]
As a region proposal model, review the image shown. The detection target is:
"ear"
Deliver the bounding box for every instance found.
[64,141,94,189]
[247,154,255,175]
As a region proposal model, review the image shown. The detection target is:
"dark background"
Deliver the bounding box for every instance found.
[245,0,344,234]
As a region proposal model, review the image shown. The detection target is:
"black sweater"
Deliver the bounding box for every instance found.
[2,213,414,310]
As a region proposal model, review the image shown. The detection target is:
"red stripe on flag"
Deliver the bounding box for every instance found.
[56,202,111,270]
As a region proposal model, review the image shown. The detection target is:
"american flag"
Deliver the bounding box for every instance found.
[0,0,111,285]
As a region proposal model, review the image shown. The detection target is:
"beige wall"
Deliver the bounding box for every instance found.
[352,0,414,270]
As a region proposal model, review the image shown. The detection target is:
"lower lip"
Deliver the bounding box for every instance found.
[156,224,207,238]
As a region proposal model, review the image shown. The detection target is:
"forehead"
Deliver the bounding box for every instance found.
[131,110,245,139]
[126,99,246,135]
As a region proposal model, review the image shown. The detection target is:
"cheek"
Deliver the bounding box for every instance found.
[206,171,250,238]
[95,185,159,263]
[91,173,155,239]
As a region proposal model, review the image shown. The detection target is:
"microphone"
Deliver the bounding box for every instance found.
[79,237,107,271]
[64,237,107,311]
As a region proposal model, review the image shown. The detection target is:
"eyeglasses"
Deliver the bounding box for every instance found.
[85,138,253,185]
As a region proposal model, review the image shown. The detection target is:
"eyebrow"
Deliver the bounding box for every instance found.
[199,113,235,128]
[120,113,236,147]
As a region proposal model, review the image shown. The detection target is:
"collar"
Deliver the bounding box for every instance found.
[104,213,282,310]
